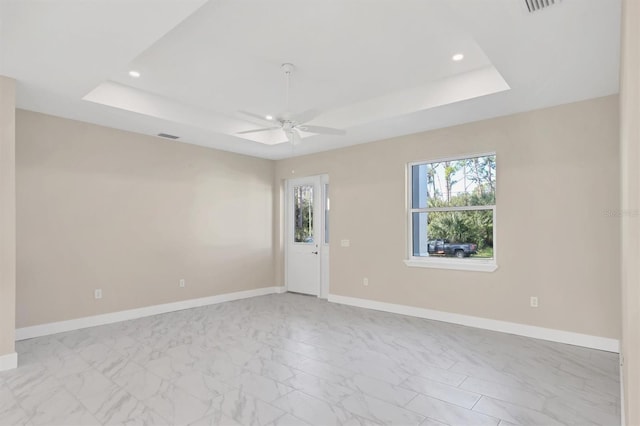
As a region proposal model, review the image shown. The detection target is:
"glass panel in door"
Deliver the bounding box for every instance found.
[293,184,314,243]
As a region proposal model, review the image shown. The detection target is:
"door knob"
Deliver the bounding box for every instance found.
[312,251,318,254]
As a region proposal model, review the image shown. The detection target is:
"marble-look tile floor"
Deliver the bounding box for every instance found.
[0,293,620,426]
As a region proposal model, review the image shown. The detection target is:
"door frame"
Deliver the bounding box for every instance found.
[284,174,330,298]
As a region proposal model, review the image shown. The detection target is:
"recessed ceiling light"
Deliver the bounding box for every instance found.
[128,70,141,78]
[452,53,464,62]
[265,115,274,120]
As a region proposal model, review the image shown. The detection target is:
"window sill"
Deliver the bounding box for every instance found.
[403,258,498,272]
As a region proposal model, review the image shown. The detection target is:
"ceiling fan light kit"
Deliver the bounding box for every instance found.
[237,63,346,144]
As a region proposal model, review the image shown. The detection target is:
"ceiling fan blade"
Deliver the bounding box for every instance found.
[292,108,319,125]
[236,127,279,135]
[297,125,346,135]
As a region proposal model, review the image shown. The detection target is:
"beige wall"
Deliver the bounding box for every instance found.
[16,110,275,327]
[275,95,621,339]
[0,76,16,357]
[13,96,622,344]
[620,0,639,423]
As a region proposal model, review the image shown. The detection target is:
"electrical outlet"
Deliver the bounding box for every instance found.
[340,239,350,247]
[179,279,185,288]
[94,289,102,299]
[363,277,369,286]
[530,296,538,308]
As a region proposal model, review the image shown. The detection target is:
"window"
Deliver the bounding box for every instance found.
[405,153,497,272]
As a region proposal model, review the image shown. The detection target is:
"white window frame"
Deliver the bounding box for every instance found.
[404,152,498,272]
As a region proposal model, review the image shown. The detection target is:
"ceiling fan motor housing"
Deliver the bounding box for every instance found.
[282,121,294,131]
[281,63,294,74]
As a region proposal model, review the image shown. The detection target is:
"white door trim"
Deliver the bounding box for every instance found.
[284,174,329,298]
[320,174,330,299]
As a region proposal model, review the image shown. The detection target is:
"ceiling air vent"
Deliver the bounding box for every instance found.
[524,0,560,13]
[157,133,179,139]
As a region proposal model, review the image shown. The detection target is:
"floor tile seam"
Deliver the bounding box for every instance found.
[423,415,453,426]
[74,345,122,367]
[348,385,406,407]
[405,390,498,417]
[104,357,150,385]
[269,386,297,406]
[463,382,553,412]
[341,395,427,424]
[413,384,483,410]
[250,342,313,362]
[396,375,466,395]
[290,385,355,411]
[37,374,105,426]
[219,370,295,400]
[470,393,483,410]
[14,344,68,362]
[162,347,217,366]
[294,366,355,385]
[131,366,228,422]
[288,366,352,389]
[453,373,470,388]
[356,410,423,425]
[454,369,538,394]
[345,366,411,386]
[182,375,240,402]
[3,385,37,424]
[334,390,428,425]
[402,392,421,409]
[112,364,172,399]
[59,365,120,403]
[470,394,564,424]
[126,386,181,425]
[257,336,319,356]
[269,409,311,426]
[469,376,555,405]
[10,369,67,413]
[556,364,620,384]
[408,394,504,426]
[0,403,32,426]
[56,337,102,353]
[273,335,345,355]
[334,399,389,425]
[297,353,350,369]
[540,393,621,418]
[444,360,462,372]
[1,360,48,379]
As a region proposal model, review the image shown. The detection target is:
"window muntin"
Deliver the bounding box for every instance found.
[409,154,496,262]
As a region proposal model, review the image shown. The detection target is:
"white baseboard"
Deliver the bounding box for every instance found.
[16,286,286,341]
[0,352,18,371]
[328,294,620,353]
[14,288,618,354]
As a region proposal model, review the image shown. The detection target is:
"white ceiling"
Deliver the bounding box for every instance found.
[0,0,621,159]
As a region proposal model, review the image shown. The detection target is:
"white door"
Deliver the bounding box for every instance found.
[286,175,323,295]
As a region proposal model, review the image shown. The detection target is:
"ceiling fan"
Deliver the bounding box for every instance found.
[237,63,345,144]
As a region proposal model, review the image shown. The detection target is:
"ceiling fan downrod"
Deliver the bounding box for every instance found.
[281,63,294,113]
